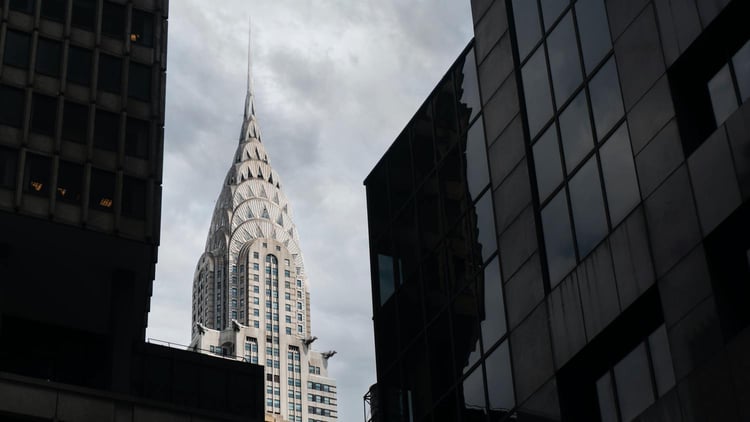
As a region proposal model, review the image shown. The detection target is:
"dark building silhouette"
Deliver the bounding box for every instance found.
[365,0,750,420]
[0,1,263,420]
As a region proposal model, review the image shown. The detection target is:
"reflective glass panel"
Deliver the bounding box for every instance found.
[62,101,88,143]
[732,40,750,102]
[576,0,612,74]
[596,372,618,422]
[589,57,624,141]
[474,191,497,263]
[479,258,506,349]
[648,325,676,396]
[102,1,126,39]
[72,0,96,30]
[559,90,594,172]
[461,365,486,414]
[614,343,655,422]
[131,10,155,47]
[569,156,608,257]
[94,110,119,151]
[98,54,122,93]
[708,64,739,125]
[541,0,569,29]
[24,154,51,195]
[484,341,515,412]
[452,284,482,376]
[378,254,395,305]
[126,117,150,159]
[458,48,481,124]
[533,124,563,201]
[0,86,24,128]
[56,161,83,204]
[542,189,576,285]
[522,47,554,138]
[600,123,640,226]
[465,116,489,200]
[128,62,152,101]
[547,12,582,105]
[512,0,542,60]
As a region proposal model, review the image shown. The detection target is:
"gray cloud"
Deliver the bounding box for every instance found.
[148,1,473,420]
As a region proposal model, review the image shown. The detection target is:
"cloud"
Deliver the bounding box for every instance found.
[148,1,473,420]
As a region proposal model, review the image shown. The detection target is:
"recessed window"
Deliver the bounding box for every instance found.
[4,30,31,69]
[72,0,97,31]
[102,2,126,39]
[56,161,83,204]
[596,325,675,422]
[0,85,25,128]
[125,118,149,158]
[9,0,34,14]
[23,153,51,196]
[41,0,66,22]
[31,94,58,135]
[98,54,122,93]
[128,62,151,101]
[94,109,120,152]
[532,125,563,201]
[36,38,62,77]
[62,101,89,144]
[67,47,92,86]
[89,168,115,212]
[0,147,18,189]
[131,10,154,47]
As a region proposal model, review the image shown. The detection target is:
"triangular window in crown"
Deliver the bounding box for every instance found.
[256,149,262,160]
[269,173,274,185]
[257,167,264,180]
[261,207,270,219]
[247,208,254,219]
[277,214,284,226]
[273,192,279,204]
[259,186,268,199]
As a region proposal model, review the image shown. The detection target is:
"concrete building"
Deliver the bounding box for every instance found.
[365,0,750,420]
[189,40,338,422]
[0,1,264,420]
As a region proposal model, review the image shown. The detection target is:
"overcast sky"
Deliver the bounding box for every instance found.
[147,2,473,420]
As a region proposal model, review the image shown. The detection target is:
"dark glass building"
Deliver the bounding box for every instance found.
[0,1,263,420]
[365,0,750,420]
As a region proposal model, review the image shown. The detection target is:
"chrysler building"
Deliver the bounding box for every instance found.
[189,35,337,422]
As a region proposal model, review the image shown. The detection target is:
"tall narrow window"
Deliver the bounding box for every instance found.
[4,30,31,69]
[35,38,62,77]
[131,10,154,47]
[41,0,66,22]
[128,62,151,101]
[62,101,89,144]
[72,0,97,31]
[23,154,51,195]
[98,54,122,93]
[102,1,126,39]
[0,147,18,189]
[94,109,120,151]
[89,168,115,212]
[56,161,83,204]
[67,47,92,86]
[31,94,58,135]
[0,85,26,128]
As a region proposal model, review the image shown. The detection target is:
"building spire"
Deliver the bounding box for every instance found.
[244,18,255,121]
[239,18,261,143]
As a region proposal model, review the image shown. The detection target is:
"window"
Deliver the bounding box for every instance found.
[67,47,92,86]
[128,62,151,101]
[30,94,57,135]
[125,118,150,158]
[56,161,83,204]
[9,0,34,14]
[101,2,126,39]
[285,270,290,277]
[253,263,260,270]
[98,54,122,93]
[62,101,89,143]
[0,85,24,128]
[296,279,302,288]
[35,38,62,77]
[72,0,96,31]
[596,325,675,422]
[122,176,146,219]
[286,327,292,335]
[131,10,154,47]
[94,110,119,151]
[89,168,115,212]
[708,39,750,125]
[41,0,66,21]
[4,30,30,69]
[23,154,51,195]
[0,147,17,189]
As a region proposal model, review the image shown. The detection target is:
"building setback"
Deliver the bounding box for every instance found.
[0,1,264,421]
[365,0,750,420]
[189,41,338,422]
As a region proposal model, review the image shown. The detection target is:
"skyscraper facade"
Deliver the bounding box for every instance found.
[0,1,265,421]
[366,0,750,420]
[190,49,337,422]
